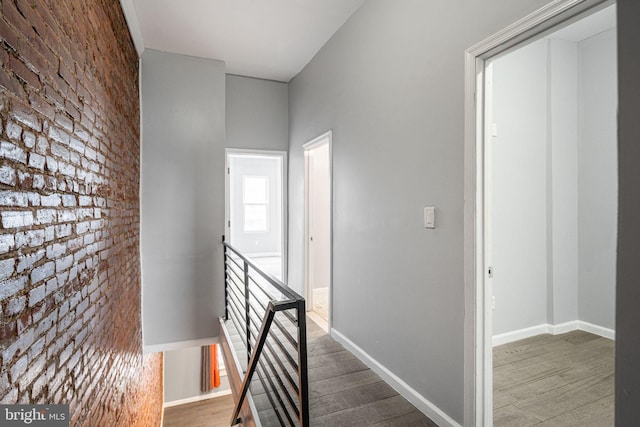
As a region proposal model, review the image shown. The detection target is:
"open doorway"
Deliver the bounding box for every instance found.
[464,0,617,424]
[487,5,617,425]
[225,150,287,280]
[304,132,332,332]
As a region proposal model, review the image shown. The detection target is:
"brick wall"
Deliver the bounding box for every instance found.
[0,0,162,425]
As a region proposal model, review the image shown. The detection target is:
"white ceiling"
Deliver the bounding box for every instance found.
[122,0,366,82]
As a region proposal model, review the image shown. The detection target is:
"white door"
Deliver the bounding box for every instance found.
[304,132,332,326]
[226,150,287,280]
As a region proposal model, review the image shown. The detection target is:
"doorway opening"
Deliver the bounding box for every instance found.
[464,0,617,425]
[225,150,287,281]
[304,131,332,332]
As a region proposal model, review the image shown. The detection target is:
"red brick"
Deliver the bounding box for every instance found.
[0,18,20,52]
[44,84,64,108]
[0,322,18,345]
[9,55,40,89]
[1,0,30,41]
[0,68,27,99]
[15,0,46,37]
[17,36,51,76]
[57,61,76,92]
[0,0,160,423]
[10,102,41,132]
[28,92,55,121]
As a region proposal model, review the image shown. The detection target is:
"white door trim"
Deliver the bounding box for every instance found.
[225,148,288,282]
[463,0,614,424]
[303,131,333,331]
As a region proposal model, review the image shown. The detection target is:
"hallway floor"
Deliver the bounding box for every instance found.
[494,330,614,426]
[305,318,437,425]
[224,316,437,426]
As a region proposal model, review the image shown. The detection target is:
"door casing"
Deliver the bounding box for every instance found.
[463,0,615,424]
[303,131,333,330]
[225,148,288,281]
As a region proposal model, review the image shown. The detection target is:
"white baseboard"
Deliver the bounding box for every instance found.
[578,321,615,340]
[493,324,553,347]
[493,320,614,347]
[163,388,232,408]
[551,321,579,335]
[331,328,462,427]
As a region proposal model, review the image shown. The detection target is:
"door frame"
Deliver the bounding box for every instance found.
[463,0,614,424]
[225,148,288,282]
[303,131,333,331]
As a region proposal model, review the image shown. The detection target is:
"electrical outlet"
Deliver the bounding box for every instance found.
[492,296,496,310]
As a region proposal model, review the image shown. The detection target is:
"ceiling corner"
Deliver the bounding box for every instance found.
[120,0,145,57]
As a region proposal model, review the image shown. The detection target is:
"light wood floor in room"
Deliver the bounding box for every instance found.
[494,330,614,426]
[163,394,235,427]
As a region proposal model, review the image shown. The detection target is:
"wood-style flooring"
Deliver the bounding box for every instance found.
[494,330,614,426]
[163,394,235,427]
[164,317,437,426]
[295,318,436,426]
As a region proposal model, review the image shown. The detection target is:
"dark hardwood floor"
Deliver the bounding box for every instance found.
[494,330,614,426]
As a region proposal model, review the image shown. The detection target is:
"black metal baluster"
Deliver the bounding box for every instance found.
[244,260,251,363]
[297,300,309,426]
[222,235,228,321]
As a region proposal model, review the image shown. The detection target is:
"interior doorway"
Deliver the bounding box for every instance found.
[225,150,287,281]
[486,6,617,425]
[464,0,617,424]
[304,131,332,332]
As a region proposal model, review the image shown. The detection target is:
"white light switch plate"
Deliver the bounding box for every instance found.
[424,206,435,229]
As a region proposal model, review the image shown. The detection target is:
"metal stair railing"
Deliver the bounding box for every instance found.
[223,237,309,427]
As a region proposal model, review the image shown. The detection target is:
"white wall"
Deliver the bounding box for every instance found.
[490,29,617,338]
[578,28,618,330]
[164,346,230,404]
[491,39,549,335]
[141,50,226,348]
[287,1,552,423]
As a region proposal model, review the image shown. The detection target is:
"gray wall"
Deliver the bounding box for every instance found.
[549,38,580,326]
[226,74,289,151]
[141,50,226,347]
[491,39,550,335]
[164,346,230,403]
[287,0,550,422]
[578,28,618,330]
[491,31,617,336]
[616,1,640,423]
